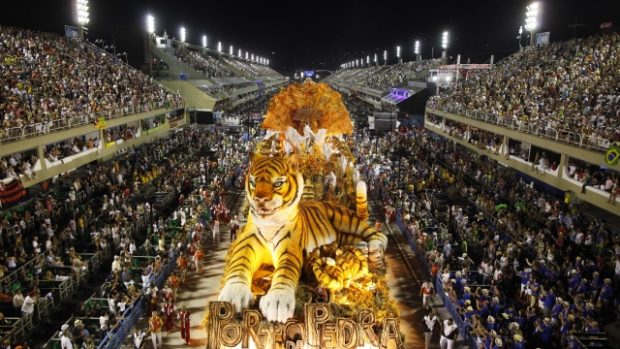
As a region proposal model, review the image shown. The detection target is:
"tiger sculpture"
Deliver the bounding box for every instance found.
[218,152,387,323]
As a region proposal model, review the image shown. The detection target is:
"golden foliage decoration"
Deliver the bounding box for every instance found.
[262,80,353,135]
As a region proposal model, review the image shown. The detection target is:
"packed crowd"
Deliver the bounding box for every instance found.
[222,57,284,81]
[104,125,138,144]
[566,159,619,200]
[45,136,100,162]
[427,33,620,148]
[175,50,234,79]
[135,127,251,349]
[0,151,38,182]
[0,125,247,348]
[0,26,183,139]
[353,125,619,349]
[326,59,440,92]
[428,114,620,196]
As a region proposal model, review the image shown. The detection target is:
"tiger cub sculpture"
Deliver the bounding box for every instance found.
[218,153,386,323]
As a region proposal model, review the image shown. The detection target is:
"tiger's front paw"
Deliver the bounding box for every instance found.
[218,281,254,313]
[259,287,296,323]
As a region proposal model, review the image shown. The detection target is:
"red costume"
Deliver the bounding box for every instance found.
[178,309,191,344]
[162,301,176,331]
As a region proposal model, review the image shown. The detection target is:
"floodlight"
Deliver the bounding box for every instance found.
[441,31,449,50]
[76,0,89,26]
[146,14,155,34]
[179,27,186,43]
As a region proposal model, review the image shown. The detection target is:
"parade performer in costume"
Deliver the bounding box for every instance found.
[167,272,180,301]
[194,245,204,272]
[162,297,176,331]
[176,252,188,283]
[148,311,163,349]
[178,306,191,344]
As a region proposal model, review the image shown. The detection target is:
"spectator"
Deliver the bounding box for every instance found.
[20,291,36,318]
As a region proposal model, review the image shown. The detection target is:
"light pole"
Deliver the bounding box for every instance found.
[374,53,378,66]
[146,14,155,76]
[396,45,401,64]
[441,31,449,59]
[525,2,541,47]
[229,45,234,57]
[517,26,523,50]
[218,41,223,54]
[202,35,207,52]
[75,0,89,39]
[383,50,387,66]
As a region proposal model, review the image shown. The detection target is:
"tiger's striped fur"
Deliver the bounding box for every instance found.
[218,154,386,323]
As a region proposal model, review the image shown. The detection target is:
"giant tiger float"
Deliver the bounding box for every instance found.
[205,81,403,349]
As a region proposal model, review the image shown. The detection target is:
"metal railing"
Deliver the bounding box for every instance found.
[427,106,611,152]
[0,101,184,145]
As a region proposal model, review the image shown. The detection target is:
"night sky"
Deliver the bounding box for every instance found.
[1,0,618,74]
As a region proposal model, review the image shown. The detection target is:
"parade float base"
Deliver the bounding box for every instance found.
[204,269,404,349]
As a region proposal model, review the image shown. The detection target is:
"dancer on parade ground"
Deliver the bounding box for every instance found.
[176,252,189,283]
[178,306,192,345]
[162,298,176,332]
[149,311,163,349]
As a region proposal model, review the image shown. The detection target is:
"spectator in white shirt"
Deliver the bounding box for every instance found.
[439,317,458,349]
[21,293,36,318]
[423,312,438,349]
[111,255,122,273]
[60,328,73,349]
[100,312,110,335]
[12,290,24,311]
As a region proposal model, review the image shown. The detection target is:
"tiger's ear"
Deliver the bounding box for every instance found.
[285,152,299,172]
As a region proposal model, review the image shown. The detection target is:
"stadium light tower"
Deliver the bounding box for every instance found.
[75,0,89,38]
[383,50,387,66]
[396,45,401,63]
[217,41,222,53]
[245,52,249,60]
[179,26,186,43]
[146,14,155,76]
[525,1,541,46]
[441,31,449,58]
[366,55,370,65]
[202,35,207,49]
[373,53,378,66]
[238,48,242,57]
[229,45,234,56]
[251,53,255,61]
[414,40,421,60]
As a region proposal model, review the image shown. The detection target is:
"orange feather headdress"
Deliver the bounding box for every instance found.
[261,80,353,136]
